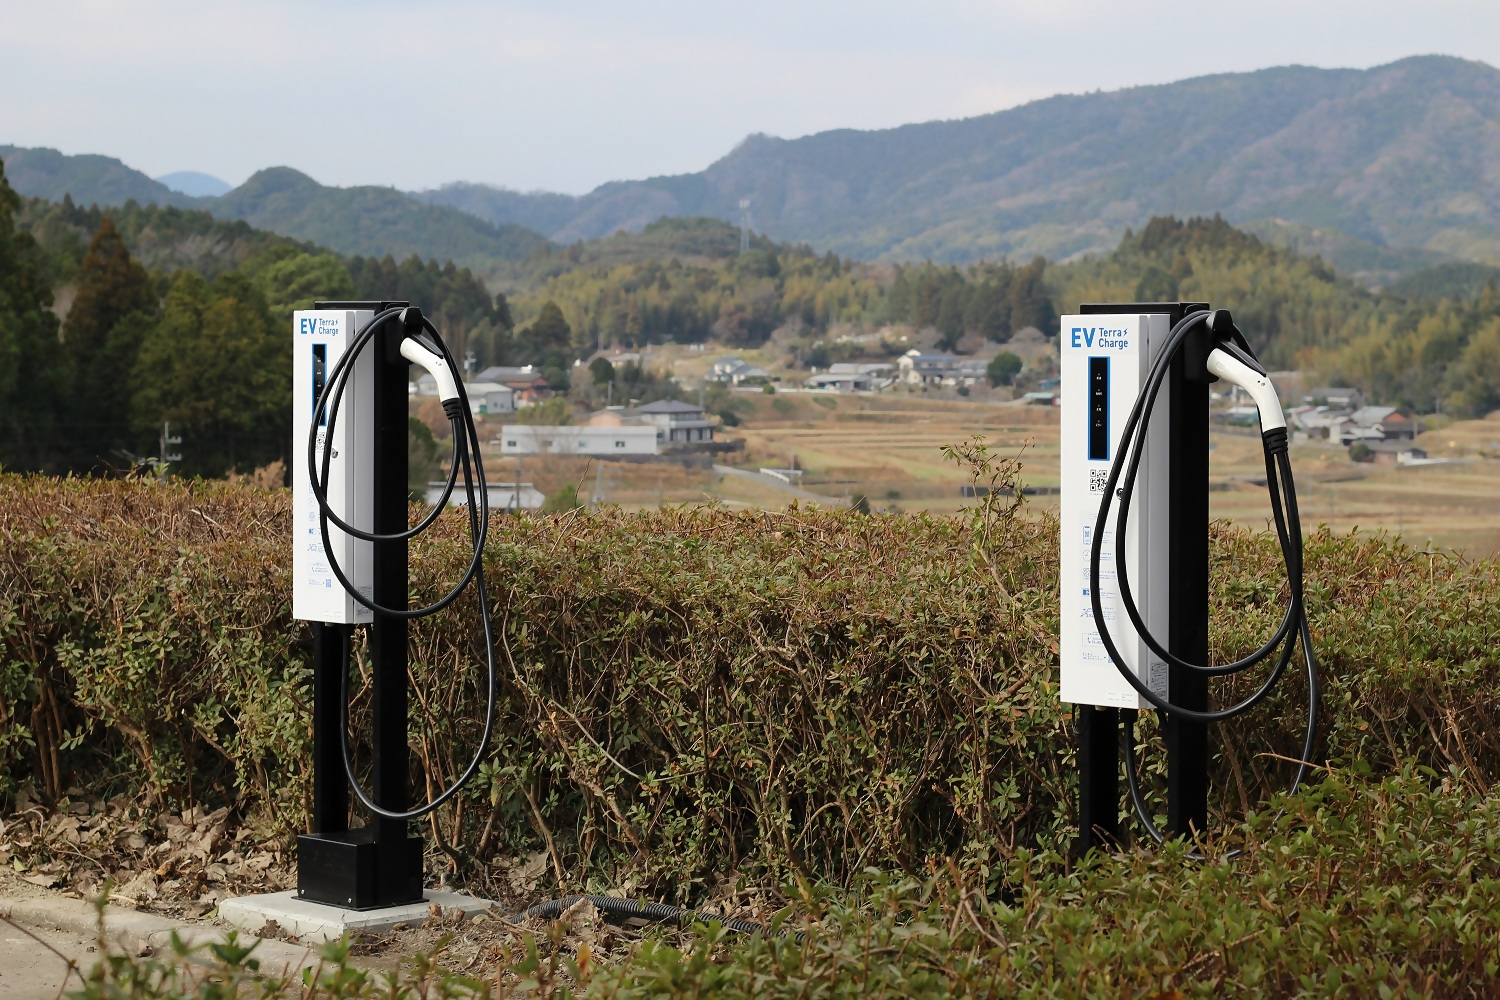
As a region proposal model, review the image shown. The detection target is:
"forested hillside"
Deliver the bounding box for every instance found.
[423,56,1500,274]
[8,138,1500,481]
[0,150,555,273]
[1050,215,1500,417]
[11,56,1500,282]
[4,174,512,477]
[0,145,197,209]
[506,213,1500,420]
[211,167,552,267]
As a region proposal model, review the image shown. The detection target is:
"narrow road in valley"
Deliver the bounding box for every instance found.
[712,465,849,506]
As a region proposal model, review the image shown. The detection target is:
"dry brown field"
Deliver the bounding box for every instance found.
[472,391,1500,555]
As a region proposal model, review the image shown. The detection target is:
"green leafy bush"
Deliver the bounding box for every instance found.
[2,458,1500,902]
[577,770,1500,998]
[10,457,1500,994]
[62,771,1500,997]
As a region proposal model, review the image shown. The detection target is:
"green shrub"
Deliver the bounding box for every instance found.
[580,770,1500,998]
[68,772,1500,997]
[987,350,1023,386]
[2,453,1500,901]
[541,483,584,513]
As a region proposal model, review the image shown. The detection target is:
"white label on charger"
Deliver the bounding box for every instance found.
[292,310,374,624]
[1058,313,1172,708]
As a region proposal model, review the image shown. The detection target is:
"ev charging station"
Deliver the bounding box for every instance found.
[224,301,499,938]
[292,302,427,909]
[1060,303,1318,852]
[226,295,1312,937]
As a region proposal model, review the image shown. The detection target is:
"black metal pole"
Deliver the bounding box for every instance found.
[1166,312,1211,840]
[1073,302,1211,850]
[1076,706,1119,852]
[311,622,350,835]
[370,315,423,906]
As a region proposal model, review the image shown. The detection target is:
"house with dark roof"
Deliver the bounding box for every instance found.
[1361,441,1428,465]
[1303,387,1365,410]
[635,399,715,443]
[474,365,552,403]
[1340,406,1417,444]
[709,356,771,385]
[897,350,989,386]
[898,351,960,385]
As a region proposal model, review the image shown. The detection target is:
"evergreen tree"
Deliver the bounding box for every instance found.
[987,351,1023,386]
[62,215,158,469]
[934,284,970,350]
[0,161,65,471]
[131,272,289,475]
[1009,256,1056,334]
[241,246,354,317]
[516,300,573,368]
[589,356,616,386]
[887,266,914,323]
[963,274,1013,342]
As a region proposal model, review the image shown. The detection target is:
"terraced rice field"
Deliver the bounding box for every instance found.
[477,390,1500,554]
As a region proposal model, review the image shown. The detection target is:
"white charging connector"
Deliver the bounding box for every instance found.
[1207,347,1285,431]
[400,337,460,403]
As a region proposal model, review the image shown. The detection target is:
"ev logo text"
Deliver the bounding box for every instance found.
[1070,326,1129,350]
[298,316,342,337]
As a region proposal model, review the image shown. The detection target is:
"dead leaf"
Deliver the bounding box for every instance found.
[23,873,60,888]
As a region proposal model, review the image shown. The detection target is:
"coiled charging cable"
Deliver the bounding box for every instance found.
[1090,308,1320,845]
[307,305,497,821]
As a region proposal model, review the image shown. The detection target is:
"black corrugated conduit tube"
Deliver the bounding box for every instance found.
[511,895,773,937]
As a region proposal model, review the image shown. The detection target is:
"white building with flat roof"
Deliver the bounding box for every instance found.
[426,481,544,510]
[498,424,658,456]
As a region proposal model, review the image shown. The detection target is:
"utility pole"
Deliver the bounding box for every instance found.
[738,198,751,255]
[159,422,182,480]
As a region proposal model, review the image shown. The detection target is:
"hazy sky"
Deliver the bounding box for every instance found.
[3,0,1498,195]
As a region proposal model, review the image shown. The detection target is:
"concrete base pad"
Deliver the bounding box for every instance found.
[219,889,496,943]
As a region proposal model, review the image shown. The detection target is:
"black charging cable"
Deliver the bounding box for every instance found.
[307,306,498,822]
[1089,309,1320,844]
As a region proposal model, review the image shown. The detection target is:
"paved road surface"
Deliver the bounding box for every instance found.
[712,465,848,506]
[0,920,95,999]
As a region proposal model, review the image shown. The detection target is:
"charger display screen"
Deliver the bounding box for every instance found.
[312,344,327,426]
[1088,356,1109,461]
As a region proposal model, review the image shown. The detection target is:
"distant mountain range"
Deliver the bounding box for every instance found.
[210,167,551,265]
[155,171,230,198]
[1,145,197,208]
[6,55,1500,285]
[0,146,552,268]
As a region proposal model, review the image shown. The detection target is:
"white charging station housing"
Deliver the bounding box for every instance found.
[292,308,374,624]
[1059,312,1173,708]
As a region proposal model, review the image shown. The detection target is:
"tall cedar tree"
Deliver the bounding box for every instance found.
[0,161,65,471]
[62,216,157,469]
[517,300,573,368]
[131,271,289,476]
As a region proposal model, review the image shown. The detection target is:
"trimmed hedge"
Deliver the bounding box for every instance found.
[573,771,1500,998]
[2,454,1500,902]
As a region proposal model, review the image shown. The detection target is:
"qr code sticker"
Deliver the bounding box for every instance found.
[1088,468,1109,493]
